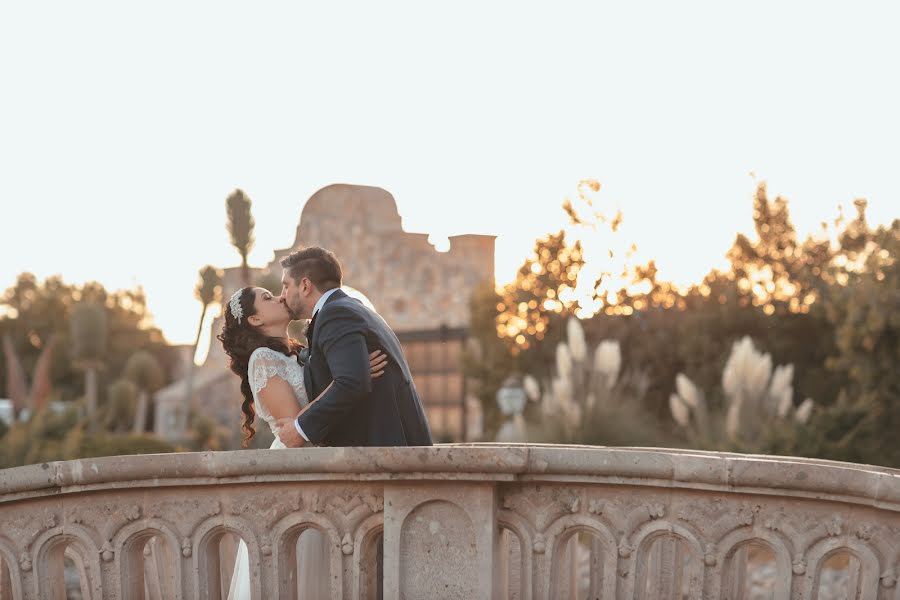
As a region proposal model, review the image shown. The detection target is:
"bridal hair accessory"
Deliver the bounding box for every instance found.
[229,290,244,324]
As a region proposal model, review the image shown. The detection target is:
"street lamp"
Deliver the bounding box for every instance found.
[495,375,528,442]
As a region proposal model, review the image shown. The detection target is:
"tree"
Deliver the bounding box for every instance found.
[809,219,900,465]
[124,351,165,433]
[0,274,77,402]
[495,179,644,360]
[0,275,178,466]
[103,379,138,433]
[0,274,169,405]
[825,219,898,400]
[183,265,222,430]
[2,332,57,417]
[496,230,584,354]
[463,231,585,438]
[2,333,28,415]
[70,302,107,423]
[724,182,835,315]
[226,189,255,287]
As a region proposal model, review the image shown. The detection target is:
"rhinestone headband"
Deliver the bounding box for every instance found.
[228,290,244,324]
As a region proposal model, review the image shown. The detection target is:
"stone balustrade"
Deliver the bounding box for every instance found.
[1,444,899,599]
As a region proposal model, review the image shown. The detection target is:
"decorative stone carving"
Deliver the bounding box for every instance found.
[763,512,785,531]
[19,554,31,572]
[678,506,699,523]
[761,507,845,551]
[24,512,58,537]
[100,541,114,562]
[323,493,383,518]
[677,499,755,538]
[362,494,384,513]
[624,502,665,536]
[824,515,843,537]
[228,499,254,516]
[309,493,326,514]
[855,523,874,540]
[68,510,87,525]
[533,533,547,554]
[502,487,581,531]
[4,510,61,557]
[703,543,717,566]
[92,502,152,541]
[146,499,221,536]
[737,507,755,526]
[792,558,806,575]
[341,533,354,555]
[587,499,605,516]
[881,568,897,588]
[181,538,192,558]
[231,492,286,527]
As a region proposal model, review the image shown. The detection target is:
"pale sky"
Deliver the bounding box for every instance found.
[1,2,897,345]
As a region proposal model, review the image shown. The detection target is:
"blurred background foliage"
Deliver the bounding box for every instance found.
[467,181,899,467]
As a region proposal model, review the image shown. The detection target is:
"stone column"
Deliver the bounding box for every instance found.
[382,482,500,599]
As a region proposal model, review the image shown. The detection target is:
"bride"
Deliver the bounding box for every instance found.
[217,286,387,599]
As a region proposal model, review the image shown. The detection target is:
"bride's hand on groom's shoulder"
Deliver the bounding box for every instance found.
[275,417,307,448]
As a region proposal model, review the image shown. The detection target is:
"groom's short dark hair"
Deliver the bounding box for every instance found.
[281,247,343,291]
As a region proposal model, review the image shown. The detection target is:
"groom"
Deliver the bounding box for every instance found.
[274,246,433,447]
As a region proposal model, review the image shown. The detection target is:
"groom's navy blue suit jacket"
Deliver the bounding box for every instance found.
[297,289,433,447]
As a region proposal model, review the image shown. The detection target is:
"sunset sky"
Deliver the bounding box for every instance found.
[1,2,897,345]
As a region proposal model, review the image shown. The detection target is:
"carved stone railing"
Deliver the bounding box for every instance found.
[1,444,899,599]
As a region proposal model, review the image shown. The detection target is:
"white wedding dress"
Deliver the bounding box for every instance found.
[227,347,329,600]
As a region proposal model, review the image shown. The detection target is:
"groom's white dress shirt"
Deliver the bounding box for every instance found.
[294,287,341,441]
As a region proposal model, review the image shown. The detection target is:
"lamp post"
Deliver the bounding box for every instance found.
[495,375,528,442]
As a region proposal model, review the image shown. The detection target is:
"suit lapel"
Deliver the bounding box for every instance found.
[307,288,348,397]
[302,359,313,402]
[309,289,347,349]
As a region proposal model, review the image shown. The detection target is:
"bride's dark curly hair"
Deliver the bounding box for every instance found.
[216,287,303,446]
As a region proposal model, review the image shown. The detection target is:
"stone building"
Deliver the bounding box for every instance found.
[155,184,494,446]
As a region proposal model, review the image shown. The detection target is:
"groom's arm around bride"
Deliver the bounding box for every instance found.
[275,246,433,448]
[293,301,375,443]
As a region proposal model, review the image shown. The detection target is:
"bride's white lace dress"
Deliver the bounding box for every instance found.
[227,347,328,600]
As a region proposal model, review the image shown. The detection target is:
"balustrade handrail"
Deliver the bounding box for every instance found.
[3,445,899,510]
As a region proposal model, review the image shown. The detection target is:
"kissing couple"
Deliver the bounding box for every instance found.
[216,246,433,598]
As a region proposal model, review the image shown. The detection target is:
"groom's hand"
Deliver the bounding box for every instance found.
[275,417,307,448]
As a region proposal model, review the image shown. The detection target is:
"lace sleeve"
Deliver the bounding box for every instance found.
[248,348,290,396]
